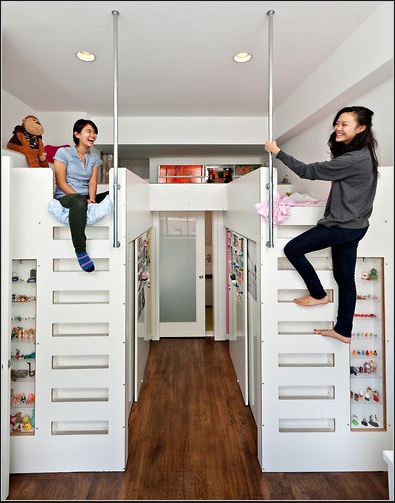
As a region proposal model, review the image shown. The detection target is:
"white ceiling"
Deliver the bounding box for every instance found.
[1,1,387,159]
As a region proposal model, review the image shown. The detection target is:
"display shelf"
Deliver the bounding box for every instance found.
[350,257,386,431]
[157,164,261,183]
[158,165,205,184]
[10,259,36,436]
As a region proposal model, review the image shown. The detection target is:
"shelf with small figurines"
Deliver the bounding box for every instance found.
[10,408,35,434]
[10,259,37,437]
[350,257,386,432]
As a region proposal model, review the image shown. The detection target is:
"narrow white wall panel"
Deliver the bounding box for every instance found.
[224,168,262,241]
[150,183,227,212]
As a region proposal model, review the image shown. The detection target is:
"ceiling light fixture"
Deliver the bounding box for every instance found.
[233,52,252,63]
[76,51,96,62]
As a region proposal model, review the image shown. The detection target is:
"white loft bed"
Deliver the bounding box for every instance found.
[2,156,393,475]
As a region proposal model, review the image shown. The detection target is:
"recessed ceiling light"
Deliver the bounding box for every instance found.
[76,51,96,62]
[233,52,252,63]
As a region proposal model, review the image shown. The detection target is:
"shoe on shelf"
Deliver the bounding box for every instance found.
[368,414,379,427]
[361,418,369,427]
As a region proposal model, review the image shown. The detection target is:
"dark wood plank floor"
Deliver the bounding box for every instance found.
[7,338,389,500]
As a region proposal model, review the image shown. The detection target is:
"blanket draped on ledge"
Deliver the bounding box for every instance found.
[255,192,326,225]
[48,195,112,225]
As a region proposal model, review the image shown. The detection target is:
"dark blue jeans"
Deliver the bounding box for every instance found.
[59,191,109,254]
[284,224,368,338]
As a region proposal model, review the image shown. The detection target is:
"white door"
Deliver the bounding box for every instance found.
[159,212,205,337]
[247,239,259,424]
[228,230,248,405]
[134,231,151,399]
[1,159,12,500]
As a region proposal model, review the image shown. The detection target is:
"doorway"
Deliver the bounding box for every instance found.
[158,211,205,337]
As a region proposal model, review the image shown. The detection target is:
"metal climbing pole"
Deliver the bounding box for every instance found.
[266,9,275,248]
[112,9,120,248]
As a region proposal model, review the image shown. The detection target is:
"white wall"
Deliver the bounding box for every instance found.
[36,111,90,147]
[1,93,36,147]
[1,91,90,150]
[90,116,267,147]
[273,2,393,145]
[272,77,394,201]
[266,1,393,201]
[121,159,150,180]
[1,91,267,170]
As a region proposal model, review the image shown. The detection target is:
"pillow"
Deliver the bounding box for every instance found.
[48,195,112,225]
[44,144,70,164]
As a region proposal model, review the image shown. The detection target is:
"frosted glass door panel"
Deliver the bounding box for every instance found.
[159,212,205,337]
[160,216,196,322]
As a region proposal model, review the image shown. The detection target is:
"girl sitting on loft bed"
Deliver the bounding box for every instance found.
[53,119,109,272]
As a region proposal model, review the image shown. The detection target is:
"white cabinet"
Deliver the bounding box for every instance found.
[10,259,36,436]
[350,257,386,430]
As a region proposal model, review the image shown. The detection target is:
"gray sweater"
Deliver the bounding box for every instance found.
[276,147,377,229]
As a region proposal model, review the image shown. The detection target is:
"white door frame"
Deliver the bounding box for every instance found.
[158,211,205,338]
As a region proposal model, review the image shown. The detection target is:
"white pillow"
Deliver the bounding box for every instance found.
[48,195,112,225]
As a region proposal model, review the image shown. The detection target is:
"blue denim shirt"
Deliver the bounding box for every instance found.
[53,146,102,199]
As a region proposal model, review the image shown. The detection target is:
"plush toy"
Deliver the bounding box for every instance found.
[22,414,33,430]
[10,412,24,432]
[7,115,49,167]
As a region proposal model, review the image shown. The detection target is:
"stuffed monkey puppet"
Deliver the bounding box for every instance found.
[7,115,49,167]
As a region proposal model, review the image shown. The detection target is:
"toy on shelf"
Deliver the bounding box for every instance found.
[10,412,24,432]
[22,414,33,431]
[361,268,378,280]
[7,115,49,167]
[280,174,289,184]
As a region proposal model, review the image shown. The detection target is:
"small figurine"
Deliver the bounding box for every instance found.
[223,168,233,183]
[368,268,378,280]
[207,168,216,183]
[27,361,36,377]
[27,269,36,283]
[10,412,24,432]
[280,174,289,184]
[22,414,33,430]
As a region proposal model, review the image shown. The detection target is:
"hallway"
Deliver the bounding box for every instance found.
[7,338,389,500]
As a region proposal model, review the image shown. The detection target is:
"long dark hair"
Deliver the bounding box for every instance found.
[72,119,98,145]
[328,106,378,178]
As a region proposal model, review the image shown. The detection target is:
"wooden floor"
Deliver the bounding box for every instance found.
[7,338,389,500]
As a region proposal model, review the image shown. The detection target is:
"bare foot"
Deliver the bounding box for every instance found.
[314,329,351,344]
[293,295,329,306]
